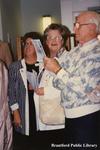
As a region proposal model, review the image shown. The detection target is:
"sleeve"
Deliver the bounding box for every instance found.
[5,43,13,68]
[53,68,70,90]
[81,52,100,102]
[52,50,72,91]
[8,64,19,111]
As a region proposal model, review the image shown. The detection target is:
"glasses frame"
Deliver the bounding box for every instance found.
[47,35,63,41]
[74,22,93,29]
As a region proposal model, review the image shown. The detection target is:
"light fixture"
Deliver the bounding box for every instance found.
[42,15,51,31]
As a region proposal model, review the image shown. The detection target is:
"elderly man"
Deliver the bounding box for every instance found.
[44,11,100,149]
[0,60,12,150]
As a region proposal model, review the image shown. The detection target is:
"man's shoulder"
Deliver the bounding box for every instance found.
[96,41,100,49]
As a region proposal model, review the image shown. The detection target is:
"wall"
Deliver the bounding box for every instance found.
[0,0,61,58]
[61,0,100,32]
[0,0,21,59]
[21,0,61,35]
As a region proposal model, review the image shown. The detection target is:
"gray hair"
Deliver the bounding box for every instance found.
[88,12,100,33]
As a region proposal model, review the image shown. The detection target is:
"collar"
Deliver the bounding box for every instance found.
[79,38,98,47]
[56,47,66,58]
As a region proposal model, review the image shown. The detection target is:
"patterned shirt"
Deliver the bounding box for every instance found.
[53,39,100,118]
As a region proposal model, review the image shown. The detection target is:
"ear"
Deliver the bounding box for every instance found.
[89,24,97,36]
[90,24,96,31]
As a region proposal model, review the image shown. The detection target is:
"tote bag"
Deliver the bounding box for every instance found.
[39,96,65,125]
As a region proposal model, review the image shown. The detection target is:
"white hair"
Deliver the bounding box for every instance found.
[88,13,100,33]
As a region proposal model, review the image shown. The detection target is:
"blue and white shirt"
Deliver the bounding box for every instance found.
[53,39,100,118]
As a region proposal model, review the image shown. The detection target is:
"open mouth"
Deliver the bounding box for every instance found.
[51,44,58,46]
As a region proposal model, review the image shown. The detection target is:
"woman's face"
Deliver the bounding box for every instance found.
[46,29,64,55]
[24,38,36,57]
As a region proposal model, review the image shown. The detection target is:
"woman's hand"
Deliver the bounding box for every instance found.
[35,87,44,95]
[28,83,34,91]
[13,109,22,128]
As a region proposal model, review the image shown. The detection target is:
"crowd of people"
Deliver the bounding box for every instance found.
[0,11,100,150]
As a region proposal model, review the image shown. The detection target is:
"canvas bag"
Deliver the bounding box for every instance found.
[39,96,65,125]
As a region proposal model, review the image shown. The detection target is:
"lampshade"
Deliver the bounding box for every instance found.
[42,15,51,31]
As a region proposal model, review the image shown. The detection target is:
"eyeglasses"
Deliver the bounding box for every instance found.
[74,22,92,29]
[47,35,62,41]
[24,41,33,48]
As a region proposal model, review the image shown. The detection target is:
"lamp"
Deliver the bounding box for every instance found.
[42,15,51,31]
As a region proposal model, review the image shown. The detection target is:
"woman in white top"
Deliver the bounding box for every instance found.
[35,23,71,149]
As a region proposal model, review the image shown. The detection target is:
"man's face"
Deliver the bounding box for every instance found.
[73,13,96,45]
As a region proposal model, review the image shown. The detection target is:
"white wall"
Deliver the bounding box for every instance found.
[61,0,100,32]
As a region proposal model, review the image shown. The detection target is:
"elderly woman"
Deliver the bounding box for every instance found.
[35,23,70,149]
[0,60,12,150]
[8,32,43,150]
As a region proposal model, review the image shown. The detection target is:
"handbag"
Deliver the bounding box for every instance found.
[39,96,65,125]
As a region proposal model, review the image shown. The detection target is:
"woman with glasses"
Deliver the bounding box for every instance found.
[35,23,70,149]
[8,32,43,150]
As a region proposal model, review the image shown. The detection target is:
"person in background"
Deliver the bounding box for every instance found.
[8,32,43,150]
[35,23,70,150]
[43,11,100,149]
[0,59,13,150]
[0,40,13,68]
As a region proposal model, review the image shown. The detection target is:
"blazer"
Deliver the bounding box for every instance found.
[8,59,43,135]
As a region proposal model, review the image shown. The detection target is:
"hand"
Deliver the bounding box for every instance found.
[13,109,22,128]
[28,83,34,91]
[43,56,61,74]
[35,87,44,95]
